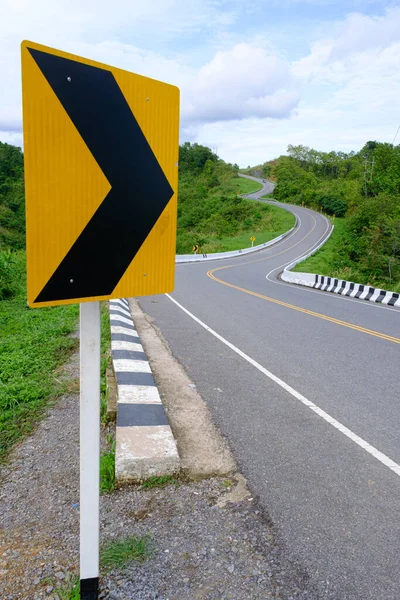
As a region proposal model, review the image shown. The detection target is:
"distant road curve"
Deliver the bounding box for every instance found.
[238,172,275,197]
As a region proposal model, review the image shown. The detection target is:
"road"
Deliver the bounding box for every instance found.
[139,180,400,599]
[238,172,275,198]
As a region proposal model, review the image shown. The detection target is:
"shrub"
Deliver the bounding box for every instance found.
[318,196,347,217]
[0,249,16,299]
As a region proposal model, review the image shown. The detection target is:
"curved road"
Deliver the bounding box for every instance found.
[140,181,400,599]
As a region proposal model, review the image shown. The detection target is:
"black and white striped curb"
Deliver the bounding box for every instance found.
[109,298,180,481]
[312,275,400,306]
[281,221,400,307]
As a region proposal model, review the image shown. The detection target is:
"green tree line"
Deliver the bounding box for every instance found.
[0,141,25,250]
[177,142,285,253]
[0,140,287,273]
[262,141,400,288]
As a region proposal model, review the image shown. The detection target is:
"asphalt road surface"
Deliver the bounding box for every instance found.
[139,180,400,600]
[238,172,275,198]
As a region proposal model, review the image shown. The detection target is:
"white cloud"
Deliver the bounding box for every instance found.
[0,0,299,142]
[182,43,299,124]
[2,0,400,166]
[293,6,400,82]
[0,0,239,139]
[2,0,237,42]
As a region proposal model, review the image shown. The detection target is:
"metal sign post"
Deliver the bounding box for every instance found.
[80,302,100,599]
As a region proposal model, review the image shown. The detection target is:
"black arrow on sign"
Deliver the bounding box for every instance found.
[29,48,174,303]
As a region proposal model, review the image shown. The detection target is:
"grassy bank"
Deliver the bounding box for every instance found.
[0,251,79,463]
[292,218,400,293]
[232,177,263,195]
[266,142,400,289]
[177,142,285,254]
[199,203,295,253]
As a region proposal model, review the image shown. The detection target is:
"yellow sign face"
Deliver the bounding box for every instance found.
[250,236,255,242]
[21,41,180,307]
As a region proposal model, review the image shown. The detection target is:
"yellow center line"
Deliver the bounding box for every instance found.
[206,217,400,346]
[210,214,318,275]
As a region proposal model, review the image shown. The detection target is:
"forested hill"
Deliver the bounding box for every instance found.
[246,142,400,290]
[0,140,292,259]
[177,142,240,252]
[0,142,25,250]
[0,140,242,254]
[177,142,293,253]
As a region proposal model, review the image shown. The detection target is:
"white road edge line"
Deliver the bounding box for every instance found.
[266,212,330,280]
[165,293,400,479]
[176,210,302,267]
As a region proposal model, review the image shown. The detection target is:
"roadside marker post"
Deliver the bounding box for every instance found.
[250,236,255,247]
[21,40,179,599]
[80,302,100,598]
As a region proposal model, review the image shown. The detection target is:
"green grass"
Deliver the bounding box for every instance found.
[100,433,116,493]
[230,177,263,195]
[100,535,152,571]
[0,251,79,463]
[100,302,112,424]
[292,217,342,276]
[54,574,80,600]
[292,218,400,292]
[0,252,116,464]
[200,203,295,253]
[51,535,150,598]
[222,479,233,488]
[140,474,179,489]
[52,536,151,598]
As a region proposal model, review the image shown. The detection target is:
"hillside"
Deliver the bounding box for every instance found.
[0,141,25,250]
[177,142,294,253]
[0,139,295,266]
[251,142,400,291]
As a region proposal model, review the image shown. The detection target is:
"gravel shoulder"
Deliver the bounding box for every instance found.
[0,305,317,600]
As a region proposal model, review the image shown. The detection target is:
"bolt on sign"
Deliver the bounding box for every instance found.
[21,40,180,308]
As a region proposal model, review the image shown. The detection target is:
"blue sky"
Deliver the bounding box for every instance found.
[1,0,400,166]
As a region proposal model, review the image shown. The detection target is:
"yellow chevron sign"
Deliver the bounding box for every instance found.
[21,40,180,307]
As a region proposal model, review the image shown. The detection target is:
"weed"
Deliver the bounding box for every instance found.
[56,574,81,600]
[222,479,233,488]
[100,535,152,571]
[0,249,15,299]
[100,302,112,424]
[100,434,116,493]
[44,573,79,600]
[100,386,109,424]
[140,475,179,489]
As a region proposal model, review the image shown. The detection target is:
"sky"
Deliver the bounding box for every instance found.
[1,0,400,166]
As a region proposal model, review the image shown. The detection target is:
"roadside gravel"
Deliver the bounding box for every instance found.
[0,340,317,600]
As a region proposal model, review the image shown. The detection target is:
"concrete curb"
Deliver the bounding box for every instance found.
[109,298,180,481]
[176,220,297,264]
[281,222,400,307]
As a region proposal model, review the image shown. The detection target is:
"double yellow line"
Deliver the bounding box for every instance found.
[206,218,400,346]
